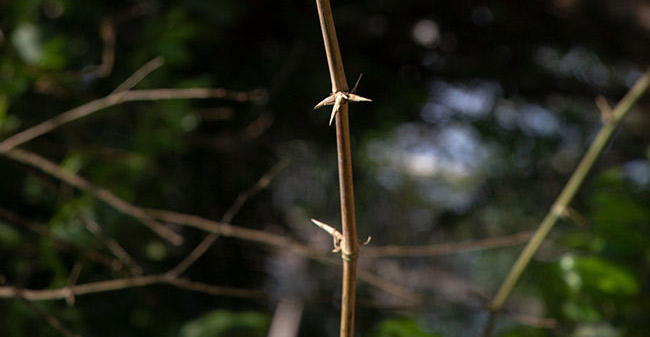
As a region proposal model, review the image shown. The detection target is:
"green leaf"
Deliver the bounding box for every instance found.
[179,310,269,337]
[49,196,95,246]
[571,323,622,337]
[0,94,7,129]
[60,153,85,174]
[368,317,441,337]
[40,36,67,70]
[574,256,639,295]
[562,301,601,322]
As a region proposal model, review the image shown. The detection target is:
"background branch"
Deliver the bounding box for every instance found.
[485,66,650,333]
[363,231,533,258]
[81,215,143,275]
[0,274,264,301]
[166,159,289,277]
[2,148,184,245]
[0,88,263,153]
[0,207,130,273]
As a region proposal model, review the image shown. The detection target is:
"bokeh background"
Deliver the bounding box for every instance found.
[1,0,650,336]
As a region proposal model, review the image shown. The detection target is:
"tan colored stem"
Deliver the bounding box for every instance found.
[315,1,359,336]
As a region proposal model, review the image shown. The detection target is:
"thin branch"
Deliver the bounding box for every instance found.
[1,149,417,302]
[84,5,148,79]
[363,231,533,258]
[356,270,420,304]
[0,274,264,301]
[112,56,165,94]
[165,278,266,299]
[65,262,83,306]
[2,148,184,245]
[314,1,362,336]
[0,88,263,153]
[147,209,320,259]
[166,159,289,278]
[81,215,144,275]
[146,209,420,303]
[20,299,81,337]
[0,207,128,273]
[487,67,650,317]
[84,18,116,79]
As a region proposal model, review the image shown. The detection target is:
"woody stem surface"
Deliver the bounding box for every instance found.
[315,1,359,337]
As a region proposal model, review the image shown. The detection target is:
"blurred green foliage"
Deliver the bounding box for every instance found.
[368,317,441,337]
[178,310,269,337]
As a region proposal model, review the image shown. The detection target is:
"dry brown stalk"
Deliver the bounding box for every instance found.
[313,1,363,335]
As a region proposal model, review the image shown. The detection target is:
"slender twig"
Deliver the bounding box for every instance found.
[84,18,115,79]
[314,1,363,336]
[0,207,126,272]
[112,56,165,94]
[147,209,420,303]
[363,231,533,258]
[0,274,264,301]
[487,67,650,322]
[65,262,83,306]
[166,159,288,277]
[2,148,184,245]
[81,215,144,275]
[20,299,81,337]
[1,55,162,151]
[2,147,417,302]
[0,88,262,153]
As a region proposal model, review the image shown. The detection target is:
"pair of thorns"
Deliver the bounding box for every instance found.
[314,74,372,125]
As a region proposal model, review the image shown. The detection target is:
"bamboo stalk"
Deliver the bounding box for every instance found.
[487,67,650,317]
[314,1,360,336]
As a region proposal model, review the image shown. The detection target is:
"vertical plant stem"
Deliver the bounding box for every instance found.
[488,67,650,315]
[314,1,359,336]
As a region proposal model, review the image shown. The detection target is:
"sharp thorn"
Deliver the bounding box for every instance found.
[347,93,372,102]
[351,73,363,93]
[314,94,336,110]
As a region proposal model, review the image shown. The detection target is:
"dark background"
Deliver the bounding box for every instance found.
[1,0,649,336]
